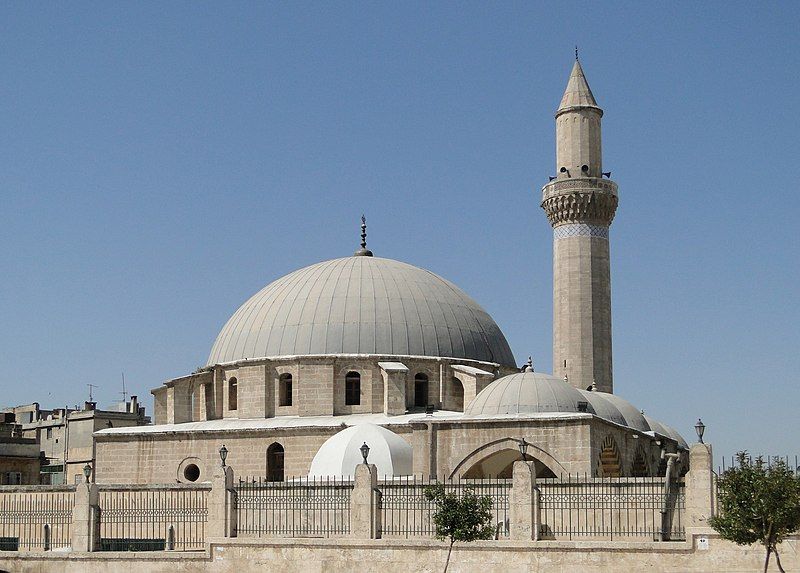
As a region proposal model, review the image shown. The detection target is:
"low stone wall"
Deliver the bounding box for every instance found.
[0,530,797,573]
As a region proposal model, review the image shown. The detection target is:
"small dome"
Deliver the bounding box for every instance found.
[465,372,594,416]
[592,392,651,432]
[308,424,413,478]
[644,415,689,450]
[578,390,627,426]
[208,256,515,367]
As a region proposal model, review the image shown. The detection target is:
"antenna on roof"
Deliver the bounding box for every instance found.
[120,372,128,402]
[87,383,98,402]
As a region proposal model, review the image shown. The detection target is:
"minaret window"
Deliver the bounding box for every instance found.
[228,378,238,411]
[345,371,361,406]
[279,374,293,407]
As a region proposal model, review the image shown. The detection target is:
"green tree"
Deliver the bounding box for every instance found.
[424,484,495,573]
[709,452,800,573]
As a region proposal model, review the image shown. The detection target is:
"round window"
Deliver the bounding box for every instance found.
[183,463,200,482]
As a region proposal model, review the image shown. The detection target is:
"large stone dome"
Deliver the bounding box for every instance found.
[207,256,516,367]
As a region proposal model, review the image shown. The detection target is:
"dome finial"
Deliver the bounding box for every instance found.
[354,214,373,257]
[591,378,597,392]
[521,356,534,372]
[575,45,579,61]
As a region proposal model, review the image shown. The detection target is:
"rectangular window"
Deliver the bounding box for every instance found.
[4,472,22,485]
[228,378,238,411]
[46,427,53,439]
[345,379,360,406]
[279,380,292,407]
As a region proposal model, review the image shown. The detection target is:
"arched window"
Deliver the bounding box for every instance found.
[279,373,293,407]
[267,443,285,482]
[414,373,429,408]
[228,378,238,411]
[345,371,361,406]
[451,377,464,411]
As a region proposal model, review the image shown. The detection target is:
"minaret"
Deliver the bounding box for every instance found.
[541,57,618,393]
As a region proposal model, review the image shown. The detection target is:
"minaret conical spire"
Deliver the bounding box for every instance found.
[557,59,600,114]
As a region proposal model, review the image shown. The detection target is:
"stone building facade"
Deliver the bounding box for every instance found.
[95,59,687,486]
[1,399,149,485]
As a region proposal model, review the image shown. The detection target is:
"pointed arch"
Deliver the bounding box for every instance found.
[597,435,621,477]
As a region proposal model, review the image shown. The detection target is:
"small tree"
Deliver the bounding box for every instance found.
[709,452,800,573]
[424,484,495,573]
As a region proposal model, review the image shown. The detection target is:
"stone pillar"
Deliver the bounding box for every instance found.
[72,482,99,552]
[379,362,409,416]
[351,463,378,539]
[685,443,714,527]
[510,461,538,541]
[209,464,235,538]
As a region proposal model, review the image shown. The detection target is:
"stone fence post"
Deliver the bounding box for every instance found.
[351,463,378,539]
[209,464,235,538]
[685,443,715,528]
[71,482,99,552]
[510,461,540,541]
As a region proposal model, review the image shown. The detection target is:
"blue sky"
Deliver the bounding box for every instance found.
[1,2,797,464]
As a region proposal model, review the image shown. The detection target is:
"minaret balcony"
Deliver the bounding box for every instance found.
[541,177,619,227]
[541,177,618,203]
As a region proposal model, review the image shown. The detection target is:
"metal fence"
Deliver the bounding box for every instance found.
[538,475,685,541]
[235,476,352,538]
[0,485,75,551]
[98,484,210,551]
[718,454,800,476]
[377,476,511,539]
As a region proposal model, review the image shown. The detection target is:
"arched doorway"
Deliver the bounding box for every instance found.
[461,448,557,479]
[266,443,285,482]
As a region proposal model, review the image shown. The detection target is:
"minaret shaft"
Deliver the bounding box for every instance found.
[542,60,617,394]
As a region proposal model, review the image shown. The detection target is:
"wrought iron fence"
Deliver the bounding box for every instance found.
[98,484,209,551]
[718,454,800,476]
[377,476,511,539]
[234,476,352,538]
[0,485,74,551]
[538,475,685,541]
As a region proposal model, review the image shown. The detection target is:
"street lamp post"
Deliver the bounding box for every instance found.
[518,438,529,461]
[219,444,228,468]
[360,442,370,465]
[694,419,706,444]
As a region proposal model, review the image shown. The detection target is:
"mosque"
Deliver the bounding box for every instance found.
[94,59,687,485]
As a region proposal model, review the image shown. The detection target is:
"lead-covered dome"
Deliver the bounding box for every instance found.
[208,256,515,367]
[465,372,592,416]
